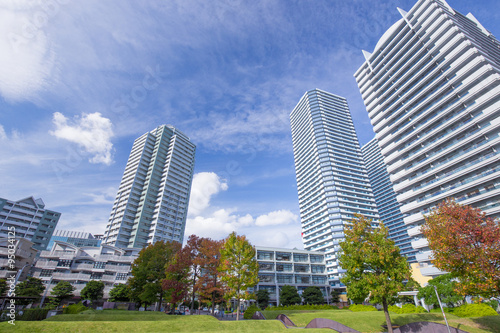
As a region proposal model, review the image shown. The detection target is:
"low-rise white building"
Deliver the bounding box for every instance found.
[255,246,330,306]
[0,237,37,281]
[32,241,140,299]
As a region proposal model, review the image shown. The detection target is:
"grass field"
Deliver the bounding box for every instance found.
[262,309,500,333]
[0,309,498,332]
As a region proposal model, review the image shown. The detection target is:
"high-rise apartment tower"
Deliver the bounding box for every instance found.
[354,0,500,278]
[361,137,417,263]
[103,125,196,249]
[290,89,379,288]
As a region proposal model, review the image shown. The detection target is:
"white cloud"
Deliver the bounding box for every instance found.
[0,1,58,102]
[187,172,228,216]
[49,112,114,165]
[0,124,6,140]
[255,209,298,226]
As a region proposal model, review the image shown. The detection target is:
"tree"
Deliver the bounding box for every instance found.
[219,232,259,320]
[280,285,301,306]
[330,289,340,303]
[418,273,464,308]
[128,241,180,311]
[339,214,411,333]
[80,280,104,302]
[423,199,500,297]
[256,289,270,309]
[162,244,191,309]
[15,277,45,305]
[184,235,203,312]
[50,281,75,305]
[109,283,130,302]
[302,286,324,305]
[0,279,7,296]
[195,238,224,314]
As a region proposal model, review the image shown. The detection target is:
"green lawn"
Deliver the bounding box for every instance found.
[262,309,500,333]
[1,309,498,332]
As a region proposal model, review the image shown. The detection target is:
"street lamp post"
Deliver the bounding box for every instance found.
[434,286,451,333]
[39,275,54,308]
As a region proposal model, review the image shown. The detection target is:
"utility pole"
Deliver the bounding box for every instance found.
[434,286,451,333]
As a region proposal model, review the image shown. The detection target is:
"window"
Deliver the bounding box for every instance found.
[295,276,309,284]
[276,263,293,272]
[257,251,273,260]
[40,269,53,277]
[294,264,309,273]
[276,274,293,284]
[311,265,325,273]
[312,275,326,284]
[116,273,128,280]
[57,259,72,267]
[276,252,291,261]
[90,272,103,279]
[94,262,106,269]
[310,255,324,263]
[258,274,274,283]
[293,254,308,262]
[258,262,274,271]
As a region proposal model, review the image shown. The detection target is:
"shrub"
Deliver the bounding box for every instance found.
[271,304,339,311]
[348,304,377,312]
[63,302,87,314]
[453,304,498,318]
[243,305,260,319]
[18,308,51,321]
[484,300,499,311]
[388,304,427,314]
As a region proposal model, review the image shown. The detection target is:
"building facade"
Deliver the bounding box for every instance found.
[255,246,329,306]
[0,196,61,251]
[0,237,37,281]
[102,125,196,249]
[32,242,139,299]
[361,138,417,263]
[46,230,101,250]
[354,0,500,277]
[290,89,379,288]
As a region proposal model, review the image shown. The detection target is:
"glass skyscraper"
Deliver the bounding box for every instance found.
[290,89,379,288]
[354,0,500,278]
[361,137,417,263]
[103,125,196,249]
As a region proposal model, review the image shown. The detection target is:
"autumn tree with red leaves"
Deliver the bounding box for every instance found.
[196,238,224,314]
[423,199,500,297]
[184,235,203,312]
[162,245,192,310]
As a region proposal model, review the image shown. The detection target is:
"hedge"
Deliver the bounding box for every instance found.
[271,304,339,311]
[388,304,427,314]
[453,304,498,318]
[63,302,88,314]
[243,305,260,319]
[348,304,377,312]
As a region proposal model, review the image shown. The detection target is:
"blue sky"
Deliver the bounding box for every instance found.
[1,0,499,249]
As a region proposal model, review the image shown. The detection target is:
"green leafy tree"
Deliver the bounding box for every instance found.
[423,199,500,297]
[80,280,104,302]
[302,286,324,305]
[280,285,301,306]
[15,277,45,305]
[109,283,130,302]
[128,241,180,311]
[418,273,464,308]
[330,289,340,303]
[50,281,76,305]
[256,289,270,309]
[0,279,7,296]
[339,214,412,333]
[219,232,259,320]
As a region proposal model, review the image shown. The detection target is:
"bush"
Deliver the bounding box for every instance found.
[388,304,427,314]
[63,302,87,314]
[348,304,377,312]
[18,308,51,321]
[484,300,499,311]
[271,304,339,311]
[243,305,260,319]
[453,304,498,318]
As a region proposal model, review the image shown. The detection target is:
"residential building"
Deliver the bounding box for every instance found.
[354,0,500,278]
[102,125,196,249]
[46,230,101,250]
[255,246,330,306]
[361,137,417,263]
[32,242,140,299]
[290,89,380,288]
[0,196,61,251]
[0,237,37,281]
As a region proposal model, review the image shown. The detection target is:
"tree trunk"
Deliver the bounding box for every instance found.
[382,298,393,333]
[190,270,197,312]
[236,287,240,321]
[157,292,163,312]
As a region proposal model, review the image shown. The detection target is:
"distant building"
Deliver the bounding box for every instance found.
[290,89,379,289]
[102,125,196,249]
[354,0,500,279]
[32,242,139,299]
[255,246,330,306]
[361,137,417,263]
[0,196,61,251]
[0,237,37,281]
[46,230,101,250]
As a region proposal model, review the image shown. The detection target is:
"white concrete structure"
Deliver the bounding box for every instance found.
[290,89,379,288]
[255,246,329,306]
[103,125,196,248]
[354,0,500,277]
[0,237,37,281]
[32,241,140,299]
